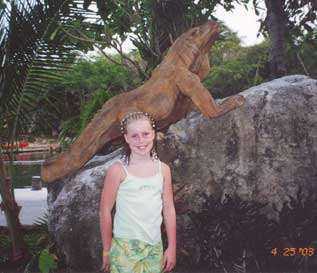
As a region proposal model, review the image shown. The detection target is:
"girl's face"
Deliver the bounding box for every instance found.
[124,118,155,157]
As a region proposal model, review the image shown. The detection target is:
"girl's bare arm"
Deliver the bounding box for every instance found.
[162,163,176,250]
[99,162,122,251]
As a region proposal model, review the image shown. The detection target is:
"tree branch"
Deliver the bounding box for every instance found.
[60,26,121,66]
[296,52,310,77]
[111,37,148,80]
[75,29,122,66]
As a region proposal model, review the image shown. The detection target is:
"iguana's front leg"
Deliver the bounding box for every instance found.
[176,69,245,118]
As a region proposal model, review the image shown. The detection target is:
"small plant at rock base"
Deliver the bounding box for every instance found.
[23,213,61,273]
[38,249,57,273]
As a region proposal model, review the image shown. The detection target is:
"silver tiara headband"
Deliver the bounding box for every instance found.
[120,111,156,134]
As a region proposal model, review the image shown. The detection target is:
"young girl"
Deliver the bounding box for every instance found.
[99,111,177,273]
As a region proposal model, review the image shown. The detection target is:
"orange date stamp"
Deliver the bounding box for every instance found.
[271,247,315,257]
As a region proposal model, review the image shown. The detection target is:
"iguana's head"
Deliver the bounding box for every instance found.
[169,21,219,80]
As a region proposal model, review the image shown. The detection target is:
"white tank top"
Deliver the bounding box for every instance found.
[113,159,163,245]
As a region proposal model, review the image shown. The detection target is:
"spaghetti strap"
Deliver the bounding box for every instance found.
[158,160,162,175]
[117,159,129,176]
[116,159,161,177]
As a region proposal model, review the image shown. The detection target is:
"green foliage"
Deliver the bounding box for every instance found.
[23,214,62,273]
[287,30,317,78]
[24,248,58,273]
[0,0,85,143]
[255,0,317,78]
[38,249,58,273]
[28,55,138,140]
[258,0,317,41]
[53,56,137,146]
[58,116,82,148]
[1,212,60,273]
[204,24,316,99]
[33,214,49,234]
[24,233,47,255]
[75,0,243,77]
[0,233,11,263]
[204,26,270,98]
[62,56,135,95]
[79,88,112,132]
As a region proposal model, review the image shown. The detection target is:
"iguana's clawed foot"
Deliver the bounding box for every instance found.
[206,94,246,118]
[234,94,246,107]
[221,94,246,110]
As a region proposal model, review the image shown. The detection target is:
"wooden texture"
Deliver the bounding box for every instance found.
[41,21,245,183]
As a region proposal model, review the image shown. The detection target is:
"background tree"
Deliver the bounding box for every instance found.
[260,0,317,78]
[95,0,316,80]
[35,56,139,146]
[287,29,317,78]
[60,0,250,79]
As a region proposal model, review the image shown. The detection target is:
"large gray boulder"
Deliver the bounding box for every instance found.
[47,75,317,271]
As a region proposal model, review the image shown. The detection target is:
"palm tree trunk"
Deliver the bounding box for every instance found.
[0,148,28,261]
[265,0,288,79]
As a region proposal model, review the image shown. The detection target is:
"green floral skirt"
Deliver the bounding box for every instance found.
[110,237,163,273]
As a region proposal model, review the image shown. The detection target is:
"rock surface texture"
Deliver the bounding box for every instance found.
[47,75,317,271]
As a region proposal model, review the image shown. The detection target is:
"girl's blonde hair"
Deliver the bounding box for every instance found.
[120,111,158,165]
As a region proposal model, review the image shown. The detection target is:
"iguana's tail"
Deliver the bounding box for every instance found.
[41,102,120,183]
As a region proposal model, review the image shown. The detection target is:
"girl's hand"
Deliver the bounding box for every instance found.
[101,255,110,272]
[162,247,176,272]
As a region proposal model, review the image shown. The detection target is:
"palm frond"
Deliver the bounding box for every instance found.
[0,0,96,142]
[33,212,49,232]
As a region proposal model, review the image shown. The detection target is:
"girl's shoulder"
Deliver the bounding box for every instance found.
[108,160,126,182]
[160,161,171,177]
[111,159,124,167]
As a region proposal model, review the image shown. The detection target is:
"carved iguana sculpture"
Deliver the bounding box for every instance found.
[41,20,246,183]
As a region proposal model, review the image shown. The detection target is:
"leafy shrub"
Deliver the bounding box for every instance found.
[59,88,112,147]
[287,30,317,79]
[54,56,139,146]
[23,214,63,273]
[30,55,139,139]
[0,233,11,264]
[205,39,270,98]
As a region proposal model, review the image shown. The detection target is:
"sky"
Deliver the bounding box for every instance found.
[214,2,265,46]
